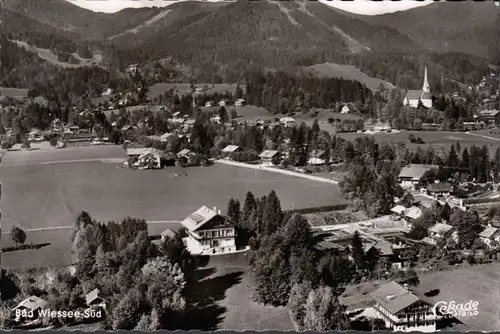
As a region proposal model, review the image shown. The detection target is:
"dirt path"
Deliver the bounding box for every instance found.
[465,131,500,141]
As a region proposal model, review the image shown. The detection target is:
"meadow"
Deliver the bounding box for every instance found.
[336,130,500,154]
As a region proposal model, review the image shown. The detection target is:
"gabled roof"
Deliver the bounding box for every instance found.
[121,125,136,131]
[480,109,500,117]
[160,132,172,140]
[161,228,176,240]
[177,148,193,157]
[369,282,420,314]
[428,182,453,193]
[222,145,240,153]
[310,150,325,158]
[429,223,453,234]
[479,227,499,239]
[405,206,423,220]
[259,150,279,158]
[365,241,393,256]
[127,147,162,156]
[399,164,438,180]
[405,90,423,101]
[422,237,437,245]
[172,111,181,117]
[12,296,47,311]
[391,205,407,214]
[184,119,196,125]
[180,206,219,232]
[280,117,295,122]
[85,288,101,305]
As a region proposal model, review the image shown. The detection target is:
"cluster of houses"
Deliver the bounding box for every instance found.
[203,98,246,108]
[11,289,106,326]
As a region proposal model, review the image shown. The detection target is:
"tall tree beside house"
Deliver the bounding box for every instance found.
[302,286,350,331]
[227,198,241,226]
[350,231,365,270]
[253,247,291,307]
[447,144,459,168]
[317,254,355,287]
[262,190,284,235]
[235,83,244,99]
[160,231,197,282]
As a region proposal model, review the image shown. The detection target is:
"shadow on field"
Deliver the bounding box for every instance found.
[181,271,244,331]
[2,242,51,253]
[193,267,217,281]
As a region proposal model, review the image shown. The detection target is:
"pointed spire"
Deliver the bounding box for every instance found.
[423,65,430,93]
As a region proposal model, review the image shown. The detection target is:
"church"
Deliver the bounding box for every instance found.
[403,66,433,109]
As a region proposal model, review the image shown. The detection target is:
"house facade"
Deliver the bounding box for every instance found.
[370,282,439,332]
[398,164,438,190]
[180,206,237,255]
[479,227,500,247]
[427,182,453,198]
[259,150,280,165]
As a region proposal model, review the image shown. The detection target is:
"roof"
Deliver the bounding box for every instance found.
[222,145,240,153]
[13,296,48,311]
[405,206,423,220]
[399,164,438,180]
[160,132,172,140]
[161,228,176,240]
[185,119,196,125]
[390,205,407,214]
[422,237,437,245]
[310,150,325,158]
[177,148,193,157]
[85,288,101,305]
[369,281,420,314]
[405,90,423,100]
[280,117,295,122]
[259,150,279,159]
[421,92,432,100]
[172,111,181,117]
[479,227,499,239]
[121,125,136,131]
[180,206,219,232]
[127,147,162,156]
[428,182,453,193]
[429,223,453,234]
[480,109,500,117]
[365,241,393,256]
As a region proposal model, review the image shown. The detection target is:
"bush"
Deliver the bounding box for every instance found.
[1,141,12,149]
[9,226,27,245]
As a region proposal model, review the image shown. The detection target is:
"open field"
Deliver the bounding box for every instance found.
[304,63,394,91]
[189,266,295,330]
[12,40,103,68]
[335,130,500,154]
[413,263,500,331]
[148,83,247,100]
[0,148,345,231]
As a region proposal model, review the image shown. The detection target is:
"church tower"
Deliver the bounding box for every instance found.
[422,65,430,93]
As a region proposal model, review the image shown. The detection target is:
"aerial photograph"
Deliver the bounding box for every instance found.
[0,0,499,331]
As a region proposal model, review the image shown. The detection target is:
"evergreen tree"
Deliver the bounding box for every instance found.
[227,198,241,225]
[351,231,365,270]
[242,191,257,229]
[262,190,283,235]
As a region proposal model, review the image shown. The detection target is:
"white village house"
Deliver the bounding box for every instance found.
[259,150,280,165]
[398,164,438,190]
[369,281,440,332]
[179,206,237,255]
[279,117,295,127]
[479,226,500,247]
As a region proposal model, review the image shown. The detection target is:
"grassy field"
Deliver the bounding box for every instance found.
[304,63,394,91]
[189,264,295,330]
[0,146,345,231]
[414,263,500,331]
[335,130,500,154]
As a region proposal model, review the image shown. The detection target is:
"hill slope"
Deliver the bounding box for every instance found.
[354,1,500,61]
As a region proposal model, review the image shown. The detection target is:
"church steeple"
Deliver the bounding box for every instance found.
[422,65,430,93]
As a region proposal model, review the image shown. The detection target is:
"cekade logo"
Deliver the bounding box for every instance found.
[434,300,479,318]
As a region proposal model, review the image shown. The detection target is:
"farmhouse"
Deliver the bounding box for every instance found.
[161,228,176,242]
[308,149,327,165]
[427,182,453,198]
[341,104,351,114]
[221,145,241,159]
[219,100,227,107]
[259,150,280,165]
[373,122,391,133]
[279,117,295,127]
[180,206,237,255]
[428,223,454,240]
[177,148,197,166]
[210,115,222,124]
[404,206,423,221]
[369,281,439,332]
[51,118,63,132]
[205,101,213,107]
[478,109,500,124]
[398,164,438,190]
[86,288,106,310]
[390,205,407,218]
[403,65,433,109]
[12,296,48,322]
[479,227,500,247]
[463,122,483,131]
[235,99,246,107]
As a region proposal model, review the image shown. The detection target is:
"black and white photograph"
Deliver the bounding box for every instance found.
[0,0,499,331]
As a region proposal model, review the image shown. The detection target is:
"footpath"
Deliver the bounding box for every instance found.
[215,159,339,184]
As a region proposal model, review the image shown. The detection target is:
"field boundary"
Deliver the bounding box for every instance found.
[215,160,339,184]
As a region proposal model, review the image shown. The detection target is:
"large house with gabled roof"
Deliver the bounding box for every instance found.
[180,206,237,255]
[369,281,440,332]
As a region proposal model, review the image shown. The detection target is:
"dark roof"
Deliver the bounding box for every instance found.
[369,282,420,314]
[405,90,423,100]
[399,164,437,180]
[421,92,432,100]
[428,182,452,193]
